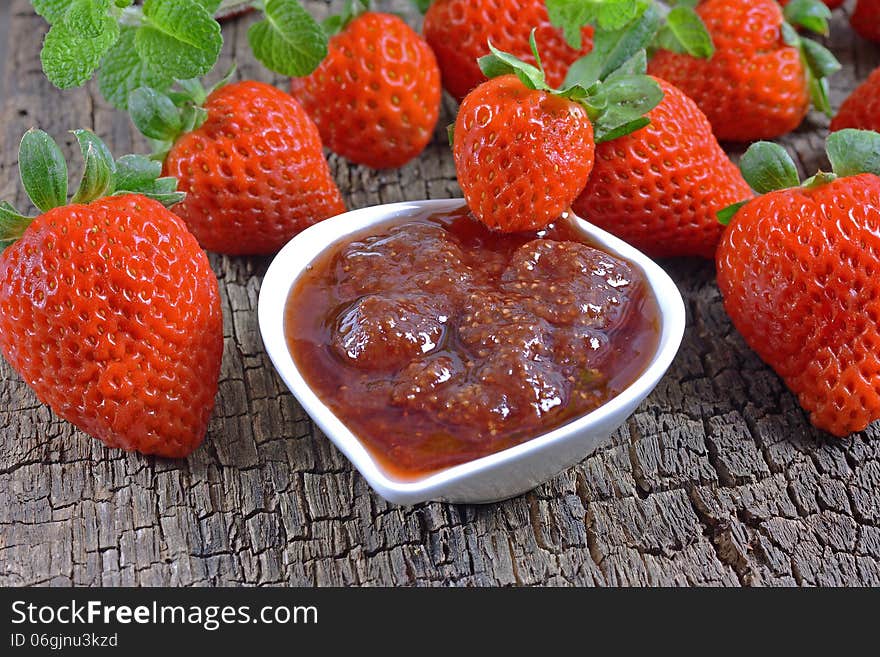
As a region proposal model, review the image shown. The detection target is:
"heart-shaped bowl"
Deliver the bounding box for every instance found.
[259,199,685,505]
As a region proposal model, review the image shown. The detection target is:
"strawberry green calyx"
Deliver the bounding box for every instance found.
[32,0,328,110]
[825,129,880,179]
[717,130,880,225]
[409,0,432,13]
[547,0,714,59]
[128,67,234,159]
[322,0,370,37]
[479,33,663,143]
[0,128,184,248]
[781,0,841,116]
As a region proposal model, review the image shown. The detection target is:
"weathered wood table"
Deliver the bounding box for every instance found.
[1,0,879,587]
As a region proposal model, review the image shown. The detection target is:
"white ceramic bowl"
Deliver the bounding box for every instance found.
[259,199,686,505]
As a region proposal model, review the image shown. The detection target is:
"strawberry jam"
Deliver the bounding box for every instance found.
[285,205,660,479]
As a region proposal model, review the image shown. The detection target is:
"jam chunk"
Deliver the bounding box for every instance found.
[333,294,447,370]
[503,240,638,327]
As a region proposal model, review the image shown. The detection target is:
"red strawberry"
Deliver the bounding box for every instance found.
[716,130,880,436]
[0,130,223,457]
[423,0,594,102]
[573,77,752,259]
[648,0,840,141]
[780,0,844,8]
[454,75,594,232]
[852,0,880,42]
[453,43,662,233]
[133,80,345,255]
[831,66,880,133]
[290,11,441,169]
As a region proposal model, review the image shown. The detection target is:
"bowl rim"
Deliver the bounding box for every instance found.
[258,199,686,503]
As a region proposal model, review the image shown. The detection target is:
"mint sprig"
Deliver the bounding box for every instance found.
[0,128,185,249]
[248,0,328,77]
[548,0,714,60]
[32,0,329,110]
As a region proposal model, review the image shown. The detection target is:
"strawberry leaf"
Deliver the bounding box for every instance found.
[0,202,34,249]
[410,0,432,13]
[478,39,550,91]
[782,0,831,36]
[113,154,163,193]
[653,6,714,58]
[71,130,116,204]
[826,129,880,178]
[738,141,801,194]
[799,38,840,117]
[19,129,69,213]
[716,200,748,226]
[136,0,222,81]
[129,87,184,141]
[41,13,120,89]
[588,73,662,142]
[249,0,328,77]
[596,116,650,143]
[98,27,174,110]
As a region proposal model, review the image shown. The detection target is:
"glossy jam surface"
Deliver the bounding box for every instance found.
[285,206,660,479]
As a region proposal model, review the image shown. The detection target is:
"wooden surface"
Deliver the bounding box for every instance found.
[2,0,880,587]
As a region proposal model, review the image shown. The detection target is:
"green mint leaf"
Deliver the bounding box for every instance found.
[739,141,800,194]
[410,0,432,13]
[31,0,74,24]
[195,0,224,11]
[589,74,662,142]
[70,130,115,204]
[783,0,831,35]
[19,129,68,213]
[137,0,222,81]
[248,0,328,77]
[656,6,714,58]
[98,27,174,110]
[41,14,120,89]
[129,87,184,141]
[546,0,598,50]
[716,200,748,226]
[826,129,880,178]
[478,40,549,90]
[63,0,111,38]
[112,154,163,193]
